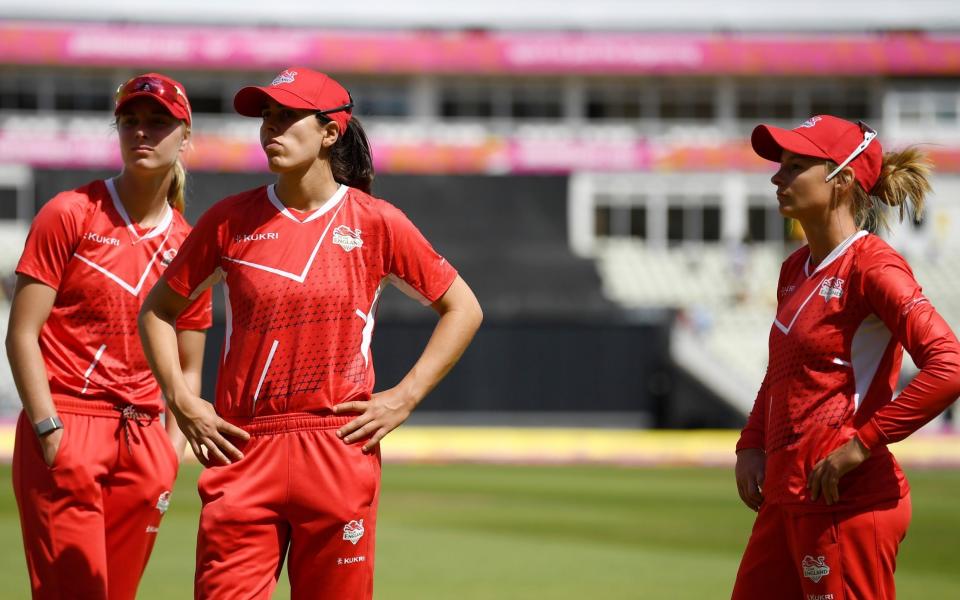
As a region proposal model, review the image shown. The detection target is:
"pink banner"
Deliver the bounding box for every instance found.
[5,126,958,174]
[2,21,960,75]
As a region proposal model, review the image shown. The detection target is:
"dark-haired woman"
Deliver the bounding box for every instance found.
[139,67,482,599]
[9,73,212,599]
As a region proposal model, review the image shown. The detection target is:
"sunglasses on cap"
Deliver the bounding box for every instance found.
[115,75,191,119]
[825,121,877,182]
[315,93,354,118]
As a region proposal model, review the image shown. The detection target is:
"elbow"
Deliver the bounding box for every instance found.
[137,303,154,336]
[4,328,15,356]
[139,287,176,327]
[463,294,483,337]
[470,299,484,333]
[5,323,32,356]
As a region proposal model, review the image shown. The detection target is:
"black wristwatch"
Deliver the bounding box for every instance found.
[34,416,63,438]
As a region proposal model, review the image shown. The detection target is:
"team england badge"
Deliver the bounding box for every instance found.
[333,225,364,252]
[343,519,365,545]
[156,491,171,514]
[271,70,297,86]
[819,277,844,302]
[161,248,177,267]
[802,555,831,583]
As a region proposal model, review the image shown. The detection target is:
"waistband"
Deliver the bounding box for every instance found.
[53,397,160,420]
[224,413,354,436]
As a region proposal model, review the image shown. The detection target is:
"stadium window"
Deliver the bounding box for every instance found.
[702,203,721,242]
[0,75,39,110]
[0,88,39,110]
[439,85,495,118]
[0,187,17,219]
[736,84,796,120]
[896,93,925,125]
[594,205,612,238]
[660,84,715,121]
[840,89,871,121]
[630,206,647,239]
[586,86,642,120]
[747,197,787,242]
[347,82,410,117]
[747,205,769,241]
[511,85,563,120]
[54,78,111,112]
[934,93,958,124]
[667,204,685,242]
[187,91,225,114]
[810,84,873,122]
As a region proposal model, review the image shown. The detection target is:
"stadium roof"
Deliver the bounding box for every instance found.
[4,0,960,32]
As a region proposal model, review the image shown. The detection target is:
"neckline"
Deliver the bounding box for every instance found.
[104,178,174,243]
[267,183,348,224]
[803,230,869,277]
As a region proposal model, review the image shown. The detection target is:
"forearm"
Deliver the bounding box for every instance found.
[139,309,193,406]
[163,359,195,456]
[858,307,960,448]
[736,378,768,451]
[858,349,960,448]
[166,329,206,456]
[6,331,57,423]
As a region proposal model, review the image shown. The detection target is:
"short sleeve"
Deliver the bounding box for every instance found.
[163,206,225,300]
[384,204,457,304]
[16,192,87,290]
[175,287,214,330]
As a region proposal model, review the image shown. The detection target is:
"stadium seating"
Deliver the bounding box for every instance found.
[595,239,960,415]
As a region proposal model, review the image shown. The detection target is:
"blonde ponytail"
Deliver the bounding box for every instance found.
[167,122,191,213]
[840,147,933,234]
[167,157,186,213]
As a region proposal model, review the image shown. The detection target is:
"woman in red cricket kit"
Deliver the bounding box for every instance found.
[732,114,960,599]
[139,66,483,599]
[8,73,213,599]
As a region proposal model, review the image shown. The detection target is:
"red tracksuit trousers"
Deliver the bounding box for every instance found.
[194,414,381,600]
[13,399,180,599]
[732,497,912,600]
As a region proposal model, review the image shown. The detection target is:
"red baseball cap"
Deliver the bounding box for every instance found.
[115,73,192,126]
[751,115,883,193]
[234,67,353,134]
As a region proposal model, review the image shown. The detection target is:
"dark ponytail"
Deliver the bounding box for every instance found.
[319,115,375,194]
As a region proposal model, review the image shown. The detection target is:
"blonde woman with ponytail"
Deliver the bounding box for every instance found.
[7,72,212,599]
[731,115,960,600]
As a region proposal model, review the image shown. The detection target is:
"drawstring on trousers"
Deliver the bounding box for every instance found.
[113,404,153,455]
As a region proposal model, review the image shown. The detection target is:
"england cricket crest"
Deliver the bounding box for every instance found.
[343,519,365,545]
[161,248,177,267]
[802,555,830,583]
[332,225,363,252]
[156,491,171,514]
[271,70,297,86]
[819,277,844,303]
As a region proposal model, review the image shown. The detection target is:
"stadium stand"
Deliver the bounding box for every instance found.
[2,4,960,427]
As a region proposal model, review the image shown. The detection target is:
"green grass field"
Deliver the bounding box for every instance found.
[2,463,959,599]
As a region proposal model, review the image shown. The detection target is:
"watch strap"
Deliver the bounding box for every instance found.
[34,416,64,437]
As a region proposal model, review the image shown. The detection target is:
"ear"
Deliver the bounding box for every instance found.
[834,166,857,192]
[320,121,341,149]
[178,124,191,153]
